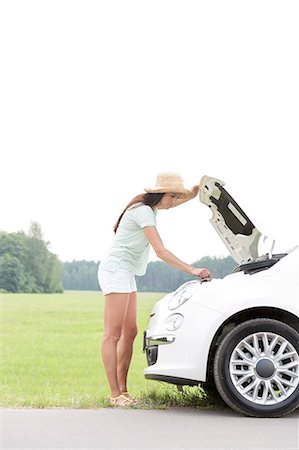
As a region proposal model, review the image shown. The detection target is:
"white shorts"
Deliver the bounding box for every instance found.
[98,267,137,295]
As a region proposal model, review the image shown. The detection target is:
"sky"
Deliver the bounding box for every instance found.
[1,1,298,265]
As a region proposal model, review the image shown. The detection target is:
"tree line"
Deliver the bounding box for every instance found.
[0,223,63,293]
[63,255,236,292]
[0,225,237,293]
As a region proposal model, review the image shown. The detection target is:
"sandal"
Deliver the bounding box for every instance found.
[110,394,135,407]
[121,391,139,405]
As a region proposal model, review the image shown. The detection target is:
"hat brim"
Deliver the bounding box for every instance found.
[144,187,193,198]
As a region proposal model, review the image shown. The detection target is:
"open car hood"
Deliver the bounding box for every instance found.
[199,176,265,264]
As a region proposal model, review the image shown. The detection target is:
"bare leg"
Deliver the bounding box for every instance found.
[117,291,138,393]
[101,293,130,398]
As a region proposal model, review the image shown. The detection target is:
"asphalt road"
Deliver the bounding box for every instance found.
[1,407,298,450]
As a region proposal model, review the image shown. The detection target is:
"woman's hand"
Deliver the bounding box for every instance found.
[191,267,212,280]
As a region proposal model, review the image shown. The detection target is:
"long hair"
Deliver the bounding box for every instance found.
[113,192,164,233]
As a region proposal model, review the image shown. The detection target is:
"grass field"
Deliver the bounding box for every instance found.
[1,291,224,409]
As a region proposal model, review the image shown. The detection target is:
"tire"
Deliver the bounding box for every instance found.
[214,318,299,417]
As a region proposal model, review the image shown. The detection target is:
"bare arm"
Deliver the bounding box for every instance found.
[143,226,211,279]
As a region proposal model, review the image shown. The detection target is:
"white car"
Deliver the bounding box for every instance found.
[143,176,299,417]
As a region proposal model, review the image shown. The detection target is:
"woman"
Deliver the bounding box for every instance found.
[98,173,212,407]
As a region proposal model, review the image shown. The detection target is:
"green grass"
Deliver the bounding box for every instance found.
[1,291,225,409]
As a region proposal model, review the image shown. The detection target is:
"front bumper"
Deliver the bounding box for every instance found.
[144,333,176,348]
[143,293,225,383]
[143,331,201,386]
[143,331,176,366]
[144,373,200,386]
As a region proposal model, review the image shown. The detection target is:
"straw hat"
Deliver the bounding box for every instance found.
[144,172,193,197]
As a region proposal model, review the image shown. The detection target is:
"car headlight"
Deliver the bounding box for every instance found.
[168,280,199,310]
[164,313,184,331]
